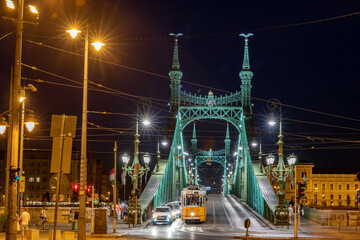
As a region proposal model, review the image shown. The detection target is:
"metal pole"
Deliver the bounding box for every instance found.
[18,97,25,213]
[294,165,298,239]
[78,24,89,240]
[113,141,117,233]
[53,115,66,240]
[5,66,13,213]
[133,113,139,227]
[6,0,24,238]
[91,185,94,234]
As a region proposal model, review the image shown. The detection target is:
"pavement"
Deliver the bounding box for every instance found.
[0,195,359,239]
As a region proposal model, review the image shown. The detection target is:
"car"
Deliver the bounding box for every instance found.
[152,206,173,225]
[169,201,181,218]
[166,204,177,221]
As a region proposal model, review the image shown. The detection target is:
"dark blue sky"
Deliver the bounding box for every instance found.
[1,0,360,170]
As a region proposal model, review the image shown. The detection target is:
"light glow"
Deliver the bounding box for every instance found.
[251,142,258,147]
[143,153,151,164]
[142,119,151,126]
[266,154,275,165]
[268,120,276,126]
[91,41,104,51]
[287,154,296,165]
[177,145,181,149]
[19,97,25,103]
[28,5,38,14]
[67,29,81,39]
[161,141,168,146]
[25,122,35,132]
[121,154,130,165]
[0,125,6,135]
[6,0,15,9]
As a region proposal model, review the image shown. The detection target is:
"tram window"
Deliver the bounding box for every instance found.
[186,194,200,206]
[200,196,202,206]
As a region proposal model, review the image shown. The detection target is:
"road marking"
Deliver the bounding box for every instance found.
[221,196,234,229]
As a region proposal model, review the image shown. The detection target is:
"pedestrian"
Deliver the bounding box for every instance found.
[40,206,48,229]
[123,201,128,221]
[116,201,122,221]
[288,204,293,223]
[18,207,30,240]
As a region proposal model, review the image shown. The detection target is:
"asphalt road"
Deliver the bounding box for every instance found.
[121,194,271,239]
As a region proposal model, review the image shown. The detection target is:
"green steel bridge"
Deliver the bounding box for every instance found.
[138,33,278,223]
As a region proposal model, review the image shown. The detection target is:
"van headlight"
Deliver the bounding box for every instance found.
[167,214,171,218]
[153,214,158,218]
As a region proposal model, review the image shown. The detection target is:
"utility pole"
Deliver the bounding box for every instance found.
[5,66,13,215]
[113,141,117,233]
[78,24,89,240]
[6,0,24,239]
[91,185,94,234]
[294,165,298,239]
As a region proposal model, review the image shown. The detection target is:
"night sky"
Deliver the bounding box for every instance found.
[1,0,360,171]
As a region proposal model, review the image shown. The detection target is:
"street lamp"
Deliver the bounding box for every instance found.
[66,25,104,240]
[121,152,151,226]
[0,117,7,135]
[265,98,297,225]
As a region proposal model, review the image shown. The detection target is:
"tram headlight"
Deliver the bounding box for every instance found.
[190,211,195,216]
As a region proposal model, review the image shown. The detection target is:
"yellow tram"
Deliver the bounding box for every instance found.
[180,185,207,223]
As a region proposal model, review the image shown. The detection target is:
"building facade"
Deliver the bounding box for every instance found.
[269,164,360,208]
[0,149,111,205]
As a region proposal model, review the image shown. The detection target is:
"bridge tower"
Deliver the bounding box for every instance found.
[191,123,198,155]
[239,33,254,115]
[224,124,231,194]
[169,33,183,116]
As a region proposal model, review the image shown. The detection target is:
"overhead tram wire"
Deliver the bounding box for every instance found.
[23,39,360,124]
[25,10,360,42]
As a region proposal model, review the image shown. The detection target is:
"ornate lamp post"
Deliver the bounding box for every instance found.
[266,98,296,225]
[121,152,151,226]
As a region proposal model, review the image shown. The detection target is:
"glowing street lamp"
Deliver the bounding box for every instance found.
[66,29,81,39]
[66,25,105,239]
[5,0,14,9]
[91,41,105,51]
[0,117,7,135]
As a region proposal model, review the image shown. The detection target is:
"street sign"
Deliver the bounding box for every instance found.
[50,115,77,174]
[19,176,25,192]
[357,190,360,203]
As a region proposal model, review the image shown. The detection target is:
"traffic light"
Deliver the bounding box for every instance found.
[9,166,20,183]
[86,185,92,198]
[297,183,305,199]
[72,184,79,202]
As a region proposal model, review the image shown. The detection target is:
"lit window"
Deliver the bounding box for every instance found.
[330,184,333,190]
[356,184,359,190]
[29,177,34,182]
[36,177,40,183]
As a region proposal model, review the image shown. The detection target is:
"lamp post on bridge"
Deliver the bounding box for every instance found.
[265,98,297,225]
[121,100,152,226]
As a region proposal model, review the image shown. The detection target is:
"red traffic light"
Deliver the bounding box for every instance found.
[86,185,91,193]
[72,184,79,191]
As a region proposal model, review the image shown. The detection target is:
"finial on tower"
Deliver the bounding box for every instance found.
[192,122,197,139]
[169,33,183,70]
[226,123,230,139]
[239,33,253,70]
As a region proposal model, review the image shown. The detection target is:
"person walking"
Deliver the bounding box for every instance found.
[122,201,128,222]
[18,207,30,240]
[288,204,293,223]
[116,202,122,221]
[40,206,48,229]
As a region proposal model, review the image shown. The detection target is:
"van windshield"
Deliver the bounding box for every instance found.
[155,208,170,212]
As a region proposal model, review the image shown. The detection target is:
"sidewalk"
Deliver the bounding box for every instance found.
[0,218,151,240]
